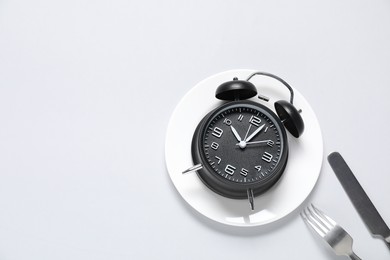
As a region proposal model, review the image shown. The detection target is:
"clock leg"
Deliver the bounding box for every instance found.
[182,164,203,174]
[247,189,255,211]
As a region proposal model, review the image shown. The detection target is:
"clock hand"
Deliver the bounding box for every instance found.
[230,125,242,142]
[236,140,272,146]
[243,124,252,141]
[245,124,265,142]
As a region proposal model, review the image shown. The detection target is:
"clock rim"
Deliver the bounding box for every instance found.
[191,100,289,199]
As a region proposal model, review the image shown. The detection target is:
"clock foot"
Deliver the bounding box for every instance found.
[182,164,203,174]
[247,189,255,211]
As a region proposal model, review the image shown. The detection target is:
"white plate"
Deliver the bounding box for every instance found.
[165,69,323,227]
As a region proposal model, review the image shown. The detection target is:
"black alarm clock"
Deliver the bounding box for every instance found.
[183,72,304,210]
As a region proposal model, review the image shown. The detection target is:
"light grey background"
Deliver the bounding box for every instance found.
[0,0,389,259]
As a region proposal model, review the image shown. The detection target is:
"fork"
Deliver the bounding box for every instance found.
[301,204,362,260]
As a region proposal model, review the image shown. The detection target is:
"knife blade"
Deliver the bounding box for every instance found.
[328,152,390,250]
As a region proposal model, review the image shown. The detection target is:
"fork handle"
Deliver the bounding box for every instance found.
[349,252,362,260]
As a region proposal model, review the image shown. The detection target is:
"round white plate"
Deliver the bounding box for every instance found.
[165,69,323,227]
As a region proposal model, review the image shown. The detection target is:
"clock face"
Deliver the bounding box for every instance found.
[193,101,288,198]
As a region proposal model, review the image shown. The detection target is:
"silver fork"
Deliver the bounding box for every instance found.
[301,204,362,260]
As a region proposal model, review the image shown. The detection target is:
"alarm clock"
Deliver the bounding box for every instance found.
[183,72,304,210]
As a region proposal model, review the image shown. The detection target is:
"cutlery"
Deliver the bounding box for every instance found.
[328,152,390,250]
[301,204,362,260]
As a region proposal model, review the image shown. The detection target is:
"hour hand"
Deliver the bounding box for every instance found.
[230,125,242,142]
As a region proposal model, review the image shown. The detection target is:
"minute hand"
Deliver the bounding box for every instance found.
[245,124,265,142]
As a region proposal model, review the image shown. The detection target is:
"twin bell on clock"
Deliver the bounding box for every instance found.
[182,72,304,210]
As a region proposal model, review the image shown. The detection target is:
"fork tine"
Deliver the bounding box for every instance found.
[307,206,332,233]
[311,204,337,226]
[309,204,334,231]
[301,209,327,237]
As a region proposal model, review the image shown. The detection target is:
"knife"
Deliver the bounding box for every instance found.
[328,152,390,250]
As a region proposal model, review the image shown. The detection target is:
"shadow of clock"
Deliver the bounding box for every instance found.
[175,188,306,237]
[167,163,321,238]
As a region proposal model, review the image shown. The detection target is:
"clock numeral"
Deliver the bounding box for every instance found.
[240,168,249,177]
[255,165,262,172]
[237,114,244,121]
[225,164,236,175]
[262,152,273,163]
[223,118,232,126]
[215,156,221,164]
[267,140,274,147]
[211,142,219,150]
[212,127,224,138]
[249,115,262,127]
